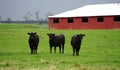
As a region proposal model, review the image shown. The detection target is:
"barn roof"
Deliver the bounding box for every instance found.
[49,3,120,18]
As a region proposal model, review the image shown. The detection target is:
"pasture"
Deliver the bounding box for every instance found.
[0,23,120,70]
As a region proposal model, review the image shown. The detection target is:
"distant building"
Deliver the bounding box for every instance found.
[48,3,120,30]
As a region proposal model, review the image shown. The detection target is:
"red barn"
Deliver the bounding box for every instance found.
[48,3,120,30]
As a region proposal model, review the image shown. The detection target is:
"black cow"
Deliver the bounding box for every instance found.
[71,34,85,56]
[27,32,39,54]
[47,33,65,54]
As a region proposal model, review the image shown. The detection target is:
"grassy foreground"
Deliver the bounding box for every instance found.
[0,23,120,70]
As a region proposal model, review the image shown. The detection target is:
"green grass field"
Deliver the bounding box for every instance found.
[0,23,120,70]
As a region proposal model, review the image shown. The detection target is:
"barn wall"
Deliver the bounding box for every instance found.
[49,16,120,30]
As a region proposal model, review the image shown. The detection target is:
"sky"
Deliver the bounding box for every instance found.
[0,0,120,21]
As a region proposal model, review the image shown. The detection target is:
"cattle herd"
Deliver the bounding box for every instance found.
[27,32,85,56]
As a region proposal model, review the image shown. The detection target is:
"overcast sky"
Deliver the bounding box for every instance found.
[0,0,120,21]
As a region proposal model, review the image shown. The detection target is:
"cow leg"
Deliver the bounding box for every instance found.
[76,46,80,56]
[36,49,37,54]
[36,42,39,54]
[62,44,64,54]
[50,47,52,53]
[34,49,37,54]
[59,46,61,53]
[33,49,35,54]
[76,51,79,56]
[30,46,33,54]
[31,49,33,54]
[35,46,37,54]
[76,48,78,56]
[33,46,36,54]
[73,47,75,56]
[54,47,56,53]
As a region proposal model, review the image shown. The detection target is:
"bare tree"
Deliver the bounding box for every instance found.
[45,12,53,23]
[35,10,41,25]
[23,12,32,23]
[6,17,11,23]
[47,12,53,17]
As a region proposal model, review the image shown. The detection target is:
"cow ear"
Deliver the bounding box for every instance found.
[34,32,36,35]
[53,33,55,36]
[27,33,30,35]
[47,33,49,36]
[83,34,85,36]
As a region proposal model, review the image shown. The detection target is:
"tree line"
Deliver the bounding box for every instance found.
[0,11,52,24]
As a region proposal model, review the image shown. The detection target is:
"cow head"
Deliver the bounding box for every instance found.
[28,32,36,39]
[77,34,85,40]
[47,33,55,41]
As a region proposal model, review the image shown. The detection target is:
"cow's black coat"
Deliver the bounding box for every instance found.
[71,34,85,56]
[28,32,39,54]
[47,33,65,54]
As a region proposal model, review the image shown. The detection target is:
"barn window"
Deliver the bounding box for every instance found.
[114,16,120,21]
[97,16,104,22]
[82,17,88,23]
[53,18,59,23]
[68,18,73,23]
